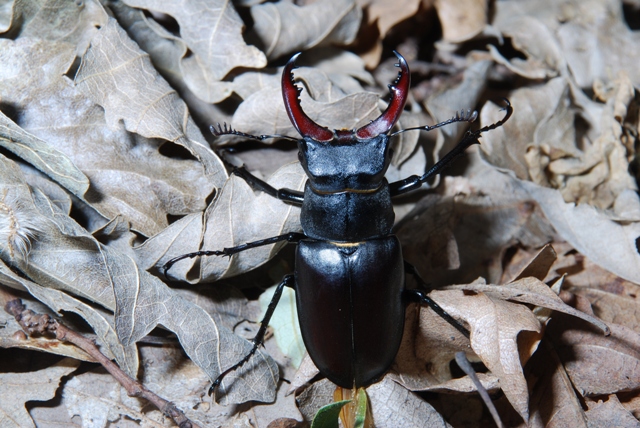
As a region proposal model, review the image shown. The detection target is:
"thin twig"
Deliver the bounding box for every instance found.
[4,299,200,428]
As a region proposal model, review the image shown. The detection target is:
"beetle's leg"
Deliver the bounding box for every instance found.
[230,165,305,205]
[215,148,305,206]
[403,262,470,339]
[163,232,307,276]
[209,274,296,396]
[389,100,513,196]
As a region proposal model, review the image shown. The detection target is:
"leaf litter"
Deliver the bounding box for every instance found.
[0,0,639,427]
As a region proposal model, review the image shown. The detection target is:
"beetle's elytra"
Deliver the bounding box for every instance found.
[164,51,512,392]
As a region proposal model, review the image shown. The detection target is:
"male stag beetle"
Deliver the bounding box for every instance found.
[164,51,512,394]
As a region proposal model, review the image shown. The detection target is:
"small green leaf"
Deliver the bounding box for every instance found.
[354,388,369,428]
[311,400,351,428]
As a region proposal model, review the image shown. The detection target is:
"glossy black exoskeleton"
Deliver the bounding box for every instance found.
[164,51,512,393]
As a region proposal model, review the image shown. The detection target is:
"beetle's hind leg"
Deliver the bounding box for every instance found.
[403,261,470,338]
[210,274,296,396]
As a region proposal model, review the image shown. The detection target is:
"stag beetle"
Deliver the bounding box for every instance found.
[164,51,512,393]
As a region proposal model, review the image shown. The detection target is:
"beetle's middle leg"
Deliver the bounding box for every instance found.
[403,261,470,339]
[209,273,296,395]
[163,232,307,276]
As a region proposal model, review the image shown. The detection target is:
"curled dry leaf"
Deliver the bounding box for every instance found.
[431,287,541,421]
[0,111,89,199]
[549,314,640,397]
[0,288,94,362]
[3,0,108,55]
[122,0,266,103]
[1,261,139,377]
[367,377,449,427]
[75,17,226,184]
[434,0,488,43]
[526,340,588,428]
[250,0,361,60]
[0,155,278,404]
[0,33,222,237]
[494,0,640,89]
[0,358,80,428]
[199,162,306,282]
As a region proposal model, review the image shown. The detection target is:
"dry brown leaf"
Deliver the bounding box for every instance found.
[0,111,90,200]
[75,17,226,183]
[489,15,564,80]
[250,0,361,60]
[0,261,139,376]
[367,377,449,427]
[232,68,380,139]
[123,0,266,103]
[585,395,640,428]
[448,277,610,335]
[0,358,80,428]
[515,179,640,285]
[549,314,640,397]
[526,340,588,428]
[434,0,487,43]
[199,162,306,282]
[0,34,220,236]
[573,288,640,333]
[431,287,541,421]
[4,0,108,54]
[0,155,277,404]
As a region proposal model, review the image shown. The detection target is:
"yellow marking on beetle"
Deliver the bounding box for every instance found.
[332,242,362,247]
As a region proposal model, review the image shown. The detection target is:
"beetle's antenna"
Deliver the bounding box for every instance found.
[390,109,478,137]
[210,123,299,142]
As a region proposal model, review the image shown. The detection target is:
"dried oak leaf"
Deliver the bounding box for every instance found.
[0,111,89,200]
[488,15,564,80]
[429,284,542,421]
[0,358,80,428]
[367,377,449,427]
[0,261,139,377]
[516,179,640,285]
[122,0,266,103]
[0,34,221,236]
[140,162,305,283]
[250,0,361,60]
[2,0,108,55]
[549,314,640,397]
[585,395,640,428]
[0,155,278,404]
[434,0,488,43]
[525,340,588,427]
[0,287,94,362]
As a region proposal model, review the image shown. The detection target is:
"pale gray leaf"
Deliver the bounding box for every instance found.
[250,0,361,60]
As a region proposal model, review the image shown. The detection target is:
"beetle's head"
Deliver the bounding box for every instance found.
[282,52,410,191]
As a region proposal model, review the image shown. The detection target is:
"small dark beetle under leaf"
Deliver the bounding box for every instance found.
[164,51,512,394]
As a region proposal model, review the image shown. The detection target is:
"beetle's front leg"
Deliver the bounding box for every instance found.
[210,274,296,396]
[403,261,470,339]
[390,100,513,196]
[230,165,305,205]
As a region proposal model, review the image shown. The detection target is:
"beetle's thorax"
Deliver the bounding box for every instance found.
[298,133,392,193]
